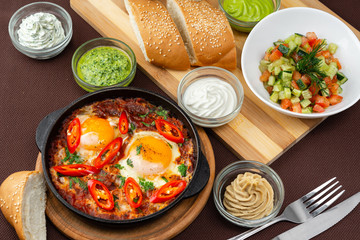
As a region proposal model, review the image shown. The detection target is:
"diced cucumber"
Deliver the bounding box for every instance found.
[296,79,307,90]
[302,107,313,114]
[328,43,338,55]
[278,44,290,56]
[274,66,281,76]
[300,99,311,108]
[289,40,297,53]
[318,80,327,90]
[280,70,293,81]
[283,80,291,88]
[284,87,291,99]
[292,88,302,97]
[291,96,300,104]
[268,75,276,86]
[326,64,338,79]
[273,83,283,92]
[336,72,348,85]
[297,48,308,57]
[295,33,304,37]
[281,64,295,71]
[279,90,286,100]
[302,89,312,99]
[337,85,343,94]
[321,88,330,97]
[273,40,284,46]
[284,34,295,44]
[294,35,302,46]
[266,46,274,53]
[270,92,279,103]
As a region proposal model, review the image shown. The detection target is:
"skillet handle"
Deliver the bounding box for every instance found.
[36,108,65,152]
[182,150,210,199]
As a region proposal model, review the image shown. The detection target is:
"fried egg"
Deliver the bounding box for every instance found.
[117,131,182,188]
[75,115,120,162]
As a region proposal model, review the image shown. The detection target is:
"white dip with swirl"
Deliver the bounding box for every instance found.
[183,77,237,118]
[17,12,65,49]
[223,172,274,220]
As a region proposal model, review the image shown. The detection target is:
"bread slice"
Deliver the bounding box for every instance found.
[124,0,191,70]
[0,171,46,240]
[166,0,237,70]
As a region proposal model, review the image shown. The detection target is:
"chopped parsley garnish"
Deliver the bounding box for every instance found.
[127,158,134,168]
[133,196,139,203]
[138,177,155,191]
[178,164,187,177]
[142,121,150,127]
[69,177,88,190]
[178,143,183,147]
[136,144,142,155]
[161,176,169,183]
[114,164,124,170]
[130,122,136,131]
[138,112,149,118]
[167,142,173,149]
[117,175,126,188]
[114,202,120,210]
[62,147,83,164]
[156,108,169,119]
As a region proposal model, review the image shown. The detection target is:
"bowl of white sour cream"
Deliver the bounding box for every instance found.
[9,2,72,59]
[177,66,244,128]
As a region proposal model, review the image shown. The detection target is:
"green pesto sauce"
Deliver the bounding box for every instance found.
[77,46,132,86]
[223,0,274,22]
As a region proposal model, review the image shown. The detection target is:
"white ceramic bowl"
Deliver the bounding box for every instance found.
[241,7,360,118]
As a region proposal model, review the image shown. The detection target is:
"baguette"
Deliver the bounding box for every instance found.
[0,171,46,240]
[125,0,191,70]
[166,0,237,70]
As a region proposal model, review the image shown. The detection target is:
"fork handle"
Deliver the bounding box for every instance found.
[228,215,286,240]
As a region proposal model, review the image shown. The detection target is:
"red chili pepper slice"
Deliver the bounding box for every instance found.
[119,111,129,134]
[94,137,122,169]
[155,119,184,143]
[150,180,187,203]
[88,179,114,211]
[66,118,81,154]
[124,177,143,208]
[53,164,100,177]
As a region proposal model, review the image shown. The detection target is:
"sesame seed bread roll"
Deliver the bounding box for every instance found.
[166,0,237,70]
[0,171,46,240]
[124,0,191,70]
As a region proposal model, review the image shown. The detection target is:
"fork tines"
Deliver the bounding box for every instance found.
[301,177,345,216]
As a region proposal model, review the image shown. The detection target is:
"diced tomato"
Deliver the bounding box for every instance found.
[313,104,325,113]
[332,74,338,83]
[292,71,301,80]
[260,70,271,82]
[311,39,322,48]
[280,99,292,109]
[301,75,311,85]
[328,83,340,95]
[323,77,332,86]
[264,52,271,61]
[291,103,302,113]
[301,36,309,48]
[266,86,273,94]
[329,95,343,105]
[292,52,302,62]
[309,82,320,96]
[333,58,342,70]
[314,95,330,108]
[291,80,300,90]
[269,49,283,62]
[321,50,331,59]
[306,32,318,46]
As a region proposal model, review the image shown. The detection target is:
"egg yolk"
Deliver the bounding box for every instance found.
[130,136,172,169]
[81,117,115,150]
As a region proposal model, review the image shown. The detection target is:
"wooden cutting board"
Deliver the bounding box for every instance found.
[70,0,360,164]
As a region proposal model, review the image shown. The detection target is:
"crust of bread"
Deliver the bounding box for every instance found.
[125,0,191,70]
[0,171,46,240]
[167,0,237,70]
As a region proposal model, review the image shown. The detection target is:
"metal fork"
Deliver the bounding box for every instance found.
[228,177,344,240]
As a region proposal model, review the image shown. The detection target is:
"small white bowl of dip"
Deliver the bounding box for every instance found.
[8,2,72,59]
[177,66,244,128]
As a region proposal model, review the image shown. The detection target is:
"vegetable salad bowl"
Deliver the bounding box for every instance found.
[241,7,360,118]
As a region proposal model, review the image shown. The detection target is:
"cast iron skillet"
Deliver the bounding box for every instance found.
[36,87,210,225]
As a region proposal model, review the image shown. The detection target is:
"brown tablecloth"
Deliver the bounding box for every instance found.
[1,0,359,239]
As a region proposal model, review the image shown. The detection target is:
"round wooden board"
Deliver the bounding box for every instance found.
[35,127,215,240]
